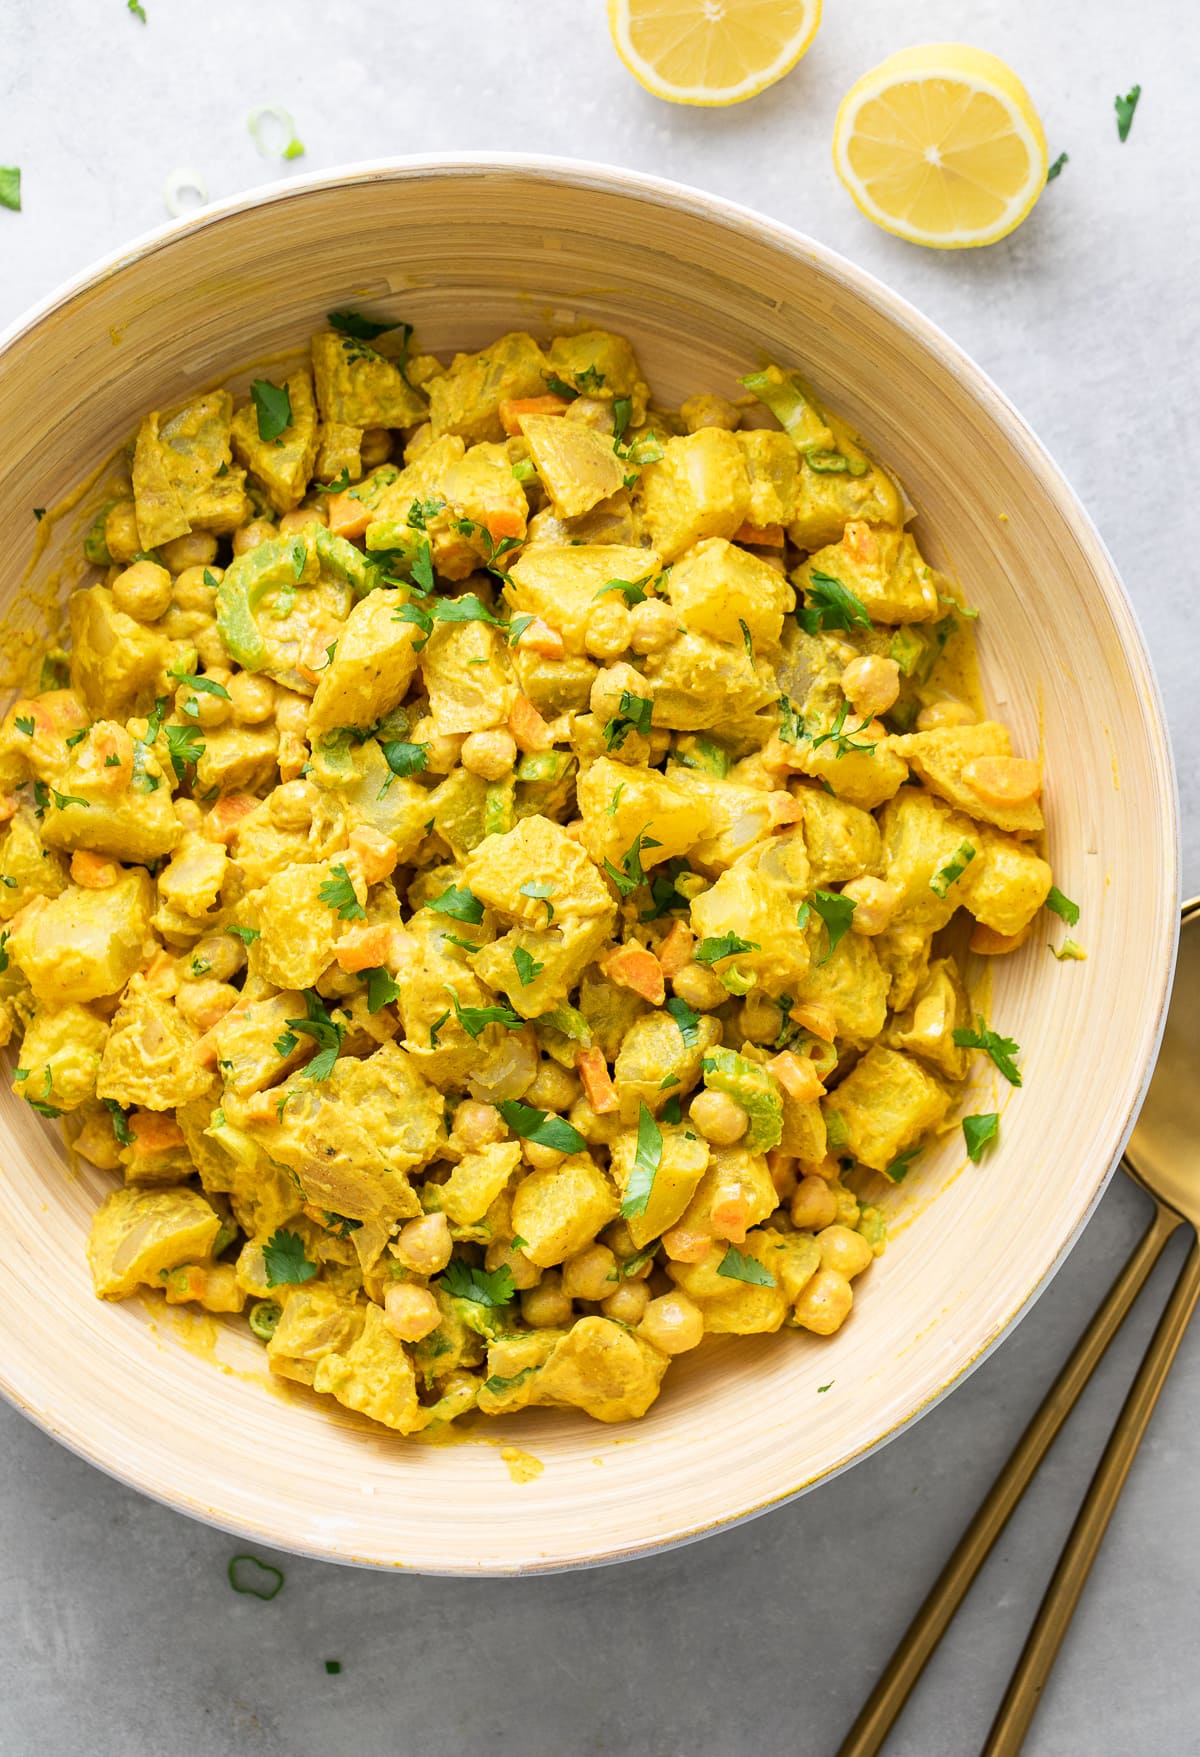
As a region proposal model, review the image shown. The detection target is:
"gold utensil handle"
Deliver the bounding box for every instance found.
[836,1199,1181,1757]
[981,1234,1200,1755]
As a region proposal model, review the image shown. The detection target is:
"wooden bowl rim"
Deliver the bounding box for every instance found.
[0,154,1180,1571]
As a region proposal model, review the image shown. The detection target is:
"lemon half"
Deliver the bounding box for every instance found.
[833,44,1049,249]
[608,0,822,108]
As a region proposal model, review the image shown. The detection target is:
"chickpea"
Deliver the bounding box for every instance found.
[680,393,741,433]
[172,564,220,614]
[563,396,611,431]
[173,798,203,832]
[690,1089,749,1147]
[160,530,218,574]
[768,1151,798,1202]
[176,666,232,729]
[602,1279,651,1325]
[278,507,324,536]
[268,778,318,829]
[383,1282,441,1343]
[187,933,245,984]
[361,427,393,469]
[526,1059,580,1114]
[274,691,310,739]
[409,715,464,775]
[629,598,678,655]
[739,992,781,1045]
[841,653,900,718]
[790,1175,840,1231]
[671,962,727,1012]
[194,623,228,671]
[588,660,644,724]
[393,1212,453,1277]
[639,1291,704,1355]
[521,1272,572,1329]
[103,500,141,564]
[585,599,633,662]
[916,697,977,731]
[450,1099,504,1152]
[842,875,901,936]
[112,559,173,622]
[793,1268,854,1335]
[484,1238,541,1291]
[232,517,278,556]
[568,1095,621,1147]
[460,728,517,781]
[227,671,276,725]
[818,1223,874,1280]
[562,1243,619,1302]
[175,978,239,1031]
[523,1139,566,1172]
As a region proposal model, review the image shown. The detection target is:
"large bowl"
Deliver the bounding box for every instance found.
[0,156,1177,1573]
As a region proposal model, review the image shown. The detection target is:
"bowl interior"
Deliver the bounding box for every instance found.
[0,158,1176,1572]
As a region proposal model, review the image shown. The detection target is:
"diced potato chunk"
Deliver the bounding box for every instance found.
[639,429,752,561]
[891,722,1045,837]
[666,537,794,648]
[87,1185,221,1299]
[309,587,423,738]
[421,617,516,737]
[798,786,884,886]
[68,586,178,720]
[230,369,319,514]
[795,526,939,625]
[471,916,611,1021]
[535,1316,667,1422]
[510,1154,619,1266]
[519,414,625,518]
[313,1302,422,1431]
[576,757,709,876]
[132,392,250,548]
[961,824,1053,935]
[827,1045,952,1173]
[736,430,798,528]
[9,870,153,1006]
[0,807,70,917]
[311,330,427,429]
[505,543,660,657]
[613,1008,722,1124]
[245,861,346,991]
[545,330,649,417]
[266,1283,368,1386]
[884,956,972,1080]
[441,1140,523,1225]
[97,973,214,1110]
[608,1123,709,1248]
[17,1003,107,1112]
[463,812,614,925]
[427,332,549,444]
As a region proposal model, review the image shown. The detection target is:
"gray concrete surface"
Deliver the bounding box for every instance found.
[1,1,1197,1752]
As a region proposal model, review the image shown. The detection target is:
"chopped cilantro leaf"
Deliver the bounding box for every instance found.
[694,932,759,966]
[603,689,653,750]
[13,715,34,737]
[1046,152,1068,182]
[438,1258,515,1307]
[282,991,345,1081]
[0,167,21,213]
[953,1014,1022,1087]
[444,985,522,1040]
[882,1146,921,1184]
[327,308,398,341]
[717,1246,775,1287]
[962,1113,1000,1163]
[318,863,365,921]
[227,924,260,945]
[496,1099,584,1153]
[250,378,292,442]
[262,1228,317,1288]
[620,1102,663,1219]
[366,966,400,1012]
[512,946,544,987]
[428,884,484,925]
[1046,885,1080,927]
[665,994,701,1047]
[929,841,976,900]
[103,1097,134,1147]
[798,569,872,635]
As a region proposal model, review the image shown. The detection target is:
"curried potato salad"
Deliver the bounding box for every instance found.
[0,316,1059,1431]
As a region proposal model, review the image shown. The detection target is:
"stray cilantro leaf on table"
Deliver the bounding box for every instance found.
[0,167,22,213]
[262,1229,317,1288]
[1115,83,1141,142]
[1046,152,1068,181]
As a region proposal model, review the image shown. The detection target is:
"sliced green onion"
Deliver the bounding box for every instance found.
[248,106,305,162]
[163,169,208,218]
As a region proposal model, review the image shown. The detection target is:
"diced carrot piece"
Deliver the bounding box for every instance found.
[482,507,526,544]
[969,921,1033,955]
[203,792,258,845]
[277,730,308,783]
[603,944,665,1006]
[793,1001,836,1043]
[7,698,55,741]
[349,823,399,886]
[962,757,1042,810]
[71,849,119,889]
[662,1226,713,1264]
[767,792,803,826]
[499,394,569,436]
[844,520,878,564]
[576,1046,619,1115]
[508,693,554,753]
[241,1090,281,1122]
[335,921,398,974]
[90,723,134,790]
[39,690,89,739]
[732,522,785,547]
[326,489,371,541]
[711,1185,751,1243]
[128,1110,186,1152]
[512,617,565,660]
[658,919,695,978]
[163,1264,208,1303]
[767,1049,825,1104]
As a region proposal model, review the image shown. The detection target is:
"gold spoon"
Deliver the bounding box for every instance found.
[838,897,1197,1757]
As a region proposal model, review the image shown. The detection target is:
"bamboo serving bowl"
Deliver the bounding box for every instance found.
[0,157,1177,1573]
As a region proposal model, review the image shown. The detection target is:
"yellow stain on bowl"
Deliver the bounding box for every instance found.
[500,1445,544,1484]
